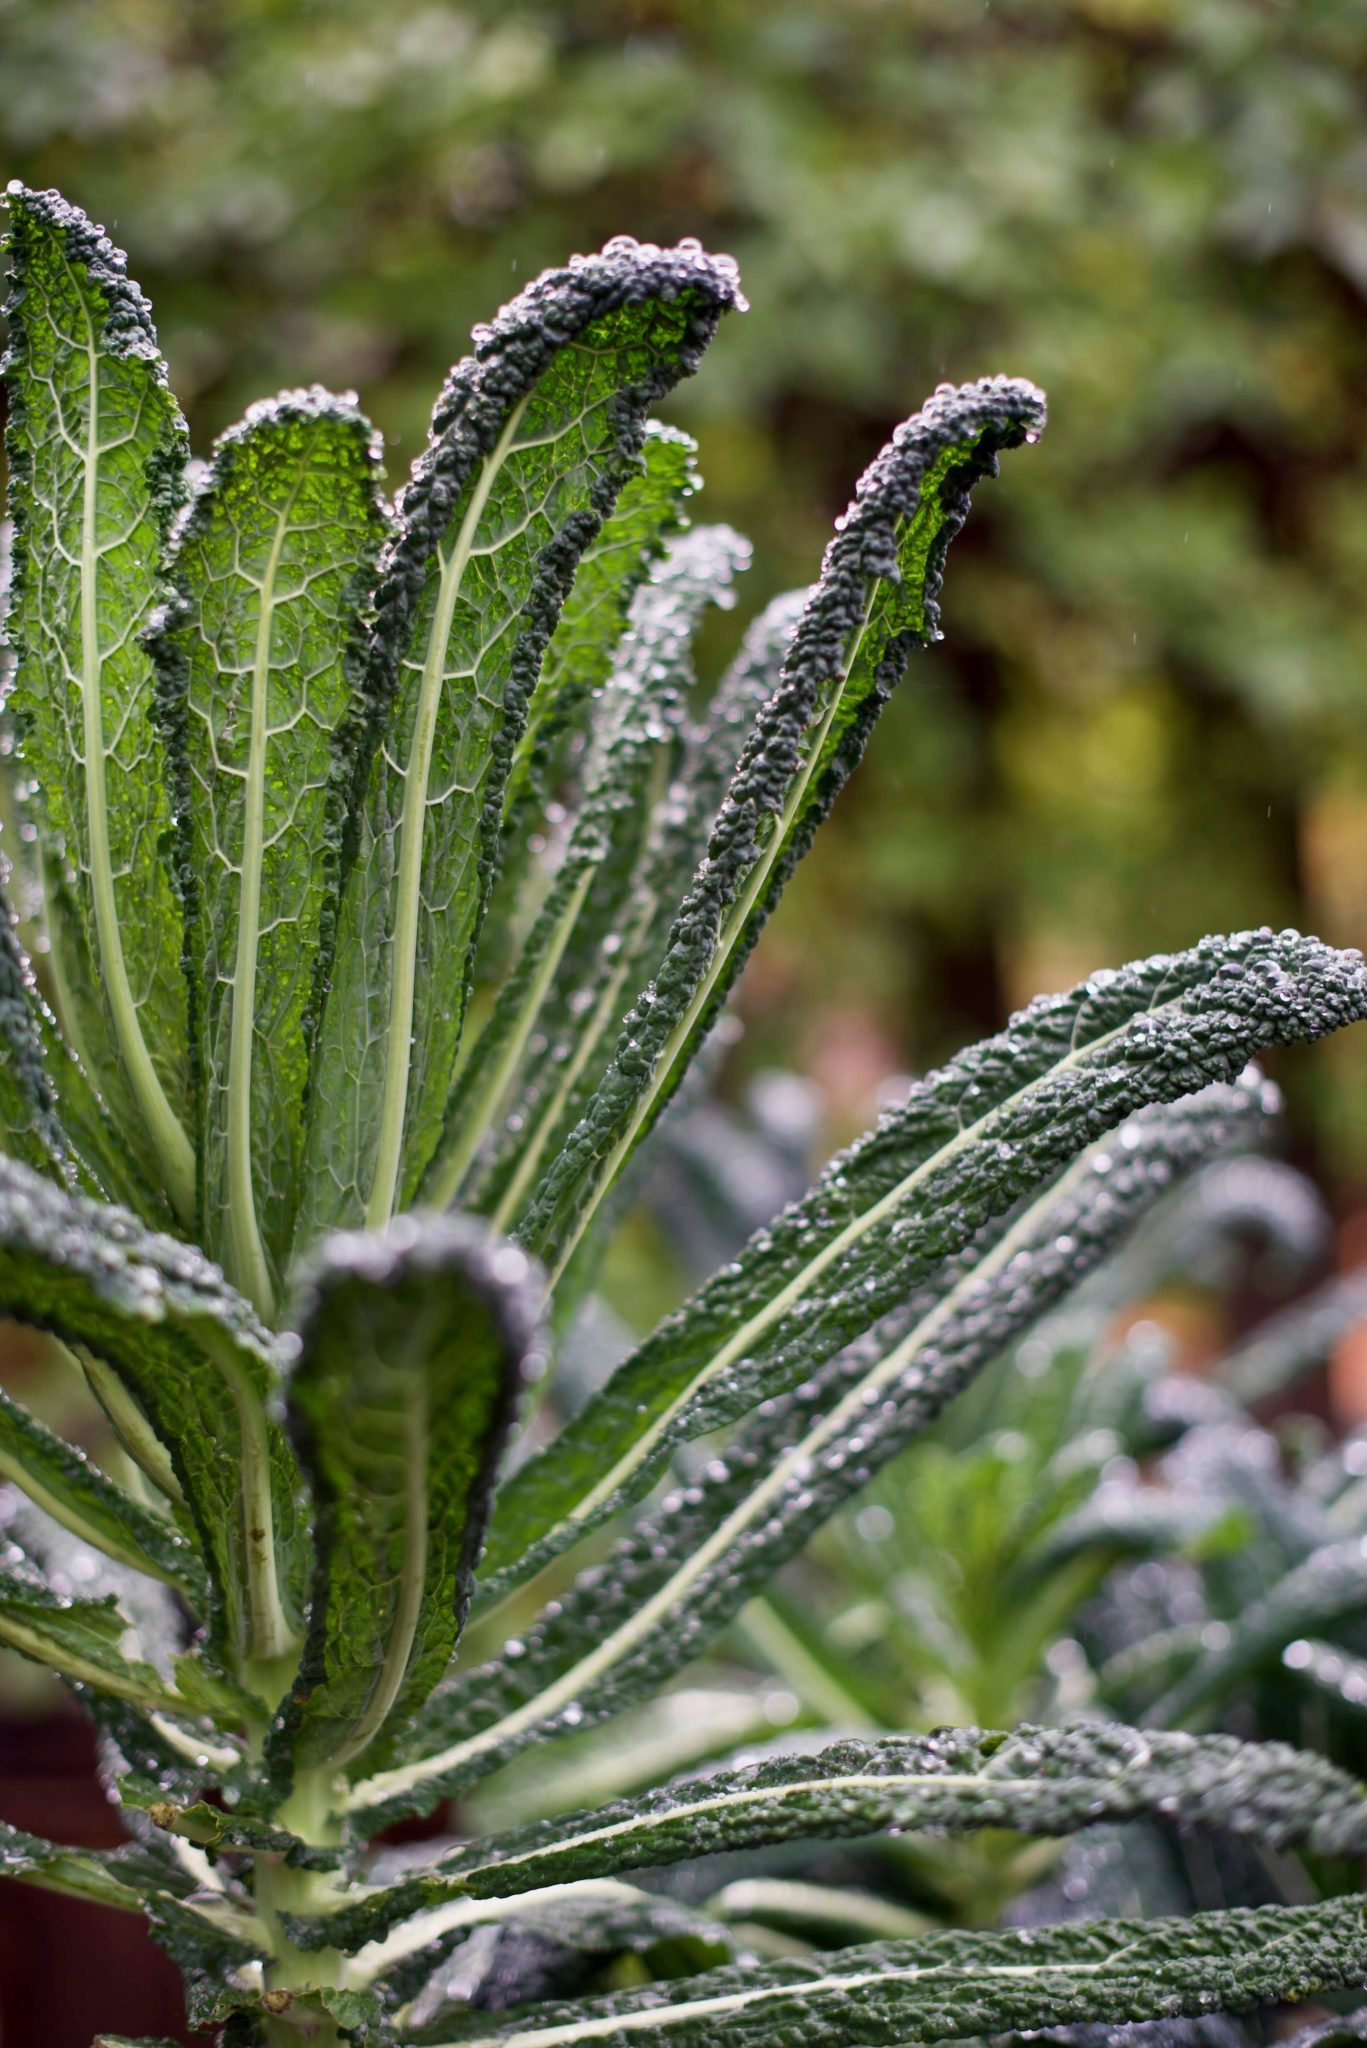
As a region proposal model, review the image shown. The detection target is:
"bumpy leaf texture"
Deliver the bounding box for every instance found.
[521,375,1049,1285]
[478,930,1367,1606]
[404,1896,1367,2048]
[2,186,194,1214]
[426,523,750,1212]
[0,1556,186,1710]
[275,1215,542,1778]
[0,863,92,1188]
[348,1074,1273,1827]
[475,423,702,1029]
[472,581,805,1263]
[500,418,701,840]
[0,1155,307,1664]
[297,237,743,1247]
[306,1722,1367,1951]
[152,385,389,1314]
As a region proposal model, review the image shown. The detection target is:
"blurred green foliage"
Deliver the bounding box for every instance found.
[3,0,1365,1171]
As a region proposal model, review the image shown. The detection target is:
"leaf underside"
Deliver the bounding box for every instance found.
[405,1895,1367,2048]
[298,238,743,1249]
[152,384,389,1310]
[276,1214,541,1777]
[0,1155,306,1663]
[3,185,193,1214]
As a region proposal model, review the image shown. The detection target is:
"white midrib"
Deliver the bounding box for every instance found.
[325,1326,433,1770]
[226,480,302,1320]
[488,894,644,1236]
[347,1878,646,1991]
[366,398,530,1231]
[531,984,1163,1550]
[77,301,195,1220]
[427,862,595,1209]
[434,1760,1124,1890]
[542,582,881,1291]
[349,1135,1107,1813]
[428,1946,1141,2048]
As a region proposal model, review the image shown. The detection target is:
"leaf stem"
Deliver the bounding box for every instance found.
[201,1329,300,1669]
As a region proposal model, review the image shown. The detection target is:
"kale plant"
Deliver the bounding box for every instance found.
[0,184,1365,2048]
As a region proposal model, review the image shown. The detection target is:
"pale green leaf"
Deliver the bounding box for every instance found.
[2,185,193,1215]
[296,238,742,1246]
[152,386,389,1314]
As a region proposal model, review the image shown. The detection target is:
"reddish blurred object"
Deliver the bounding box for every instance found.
[0,1708,192,2045]
[1330,1307,1367,1430]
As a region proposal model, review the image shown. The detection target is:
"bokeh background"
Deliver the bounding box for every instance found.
[6,0,1366,1173]
[1,1,1366,2038]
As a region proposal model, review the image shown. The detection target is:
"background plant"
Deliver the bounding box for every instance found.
[0,185,1366,2048]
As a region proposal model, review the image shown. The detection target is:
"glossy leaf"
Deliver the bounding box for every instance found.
[521,376,1048,1283]
[152,386,389,1314]
[2,186,193,1215]
[307,1722,1367,1950]
[0,1154,307,1667]
[478,930,1367,1605]
[350,1077,1269,1825]
[276,1215,540,1776]
[405,1894,1367,2048]
[297,237,742,1244]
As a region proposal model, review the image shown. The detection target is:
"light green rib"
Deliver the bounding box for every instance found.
[367,398,530,1231]
[224,494,297,1319]
[349,1141,1103,1815]
[77,304,194,1220]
